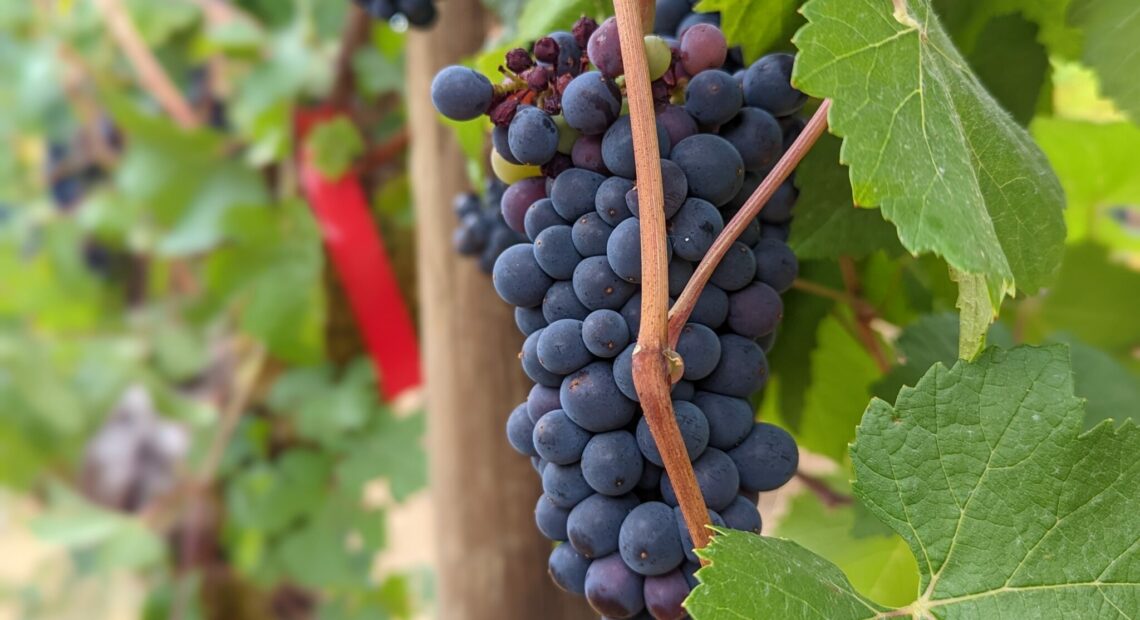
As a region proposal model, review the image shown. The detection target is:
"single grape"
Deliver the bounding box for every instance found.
[607,218,643,283]
[760,221,791,242]
[491,150,542,184]
[656,105,699,147]
[500,177,547,234]
[691,391,754,450]
[721,107,783,172]
[668,197,724,262]
[572,212,615,258]
[667,257,693,298]
[742,53,807,117]
[595,176,635,226]
[612,344,638,402]
[675,323,722,380]
[524,197,568,242]
[568,494,639,558]
[492,124,521,164]
[758,179,798,224]
[728,423,799,492]
[549,543,592,594]
[679,23,728,75]
[554,114,579,154]
[536,494,571,541]
[509,105,560,165]
[582,309,630,358]
[396,0,436,26]
[684,69,743,127]
[543,462,594,509]
[653,0,692,36]
[601,116,671,179]
[522,329,564,387]
[585,553,646,617]
[561,360,638,432]
[551,168,608,220]
[781,114,807,150]
[620,292,643,337]
[516,305,548,336]
[644,35,673,80]
[492,243,552,307]
[689,284,728,329]
[507,402,537,456]
[635,400,710,466]
[727,281,783,339]
[709,241,757,292]
[625,159,688,219]
[720,495,762,533]
[533,225,582,280]
[661,447,739,511]
[700,334,769,397]
[571,134,609,174]
[538,319,593,375]
[430,65,493,121]
[670,133,744,206]
[643,569,690,620]
[581,431,644,496]
[638,462,663,491]
[527,384,562,423]
[533,409,592,464]
[543,280,591,323]
[453,212,487,255]
[562,71,622,135]
[533,456,548,476]
[753,237,799,293]
[572,256,637,311]
[672,380,695,401]
[619,501,685,576]
[586,17,623,78]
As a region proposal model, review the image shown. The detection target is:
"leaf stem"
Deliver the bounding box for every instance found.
[667,99,832,348]
[613,0,712,554]
[839,256,892,373]
[792,278,875,315]
[94,0,200,129]
[794,471,853,508]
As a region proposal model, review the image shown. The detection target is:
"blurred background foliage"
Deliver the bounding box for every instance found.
[1,0,1138,619]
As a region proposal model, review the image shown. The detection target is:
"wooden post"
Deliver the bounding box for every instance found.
[406,3,595,618]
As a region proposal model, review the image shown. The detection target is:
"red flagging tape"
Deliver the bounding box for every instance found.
[296,107,422,401]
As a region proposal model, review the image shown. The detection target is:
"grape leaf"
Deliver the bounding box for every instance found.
[796,316,882,461]
[516,0,608,40]
[790,133,904,260]
[306,117,365,179]
[692,0,803,60]
[774,486,919,607]
[689,346,1140,618]
[1040,243,1140,352]
[928,0,1082,57]
[964,14,1050,126]
[794,0,1066,301]
[1069,0,1140,124]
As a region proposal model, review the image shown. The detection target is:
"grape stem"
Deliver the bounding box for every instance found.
[94,0,201,129]
[668,99,833,348]
[329,4,374,108]
[838,256,893,373]
[613,0,714,557]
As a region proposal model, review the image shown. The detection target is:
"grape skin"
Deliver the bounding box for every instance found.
[430,66,492,121]
[618,502,685,576]
[635,400,710,467]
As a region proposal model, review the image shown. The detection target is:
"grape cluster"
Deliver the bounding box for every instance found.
[352,0,437,29]
[451,179,528,273]
[431,10,803,619]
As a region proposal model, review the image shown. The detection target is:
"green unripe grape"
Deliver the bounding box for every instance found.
[644,35,672,81]
[492,150,541,184]
[554,115,579,155]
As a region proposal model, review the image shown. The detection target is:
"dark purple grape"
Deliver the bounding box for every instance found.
[587,17,623,78]
[700,334,768,397]
[675,323,721,381]
[561,360,638,432]
[430,66,493,121]
[501,177,547,234]
[572,212,615,258]
[728,423,798,492]
[742,53,807,117]
[585,553,646,617]
[533,409,591,465]
[684,69,742,126]
[727,281,783,338]
[661,448,739,511]
[507,402,537,456]
[670,133,744,206]
[721,107,783,172]
[562,71,622,135]
[635,400,709,467]
[549,543,592,594]
[619,501,685,576]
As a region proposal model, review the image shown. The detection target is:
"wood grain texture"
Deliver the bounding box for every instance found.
[406,3,594,618]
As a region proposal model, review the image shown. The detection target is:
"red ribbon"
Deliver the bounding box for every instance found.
[296,107,422,401]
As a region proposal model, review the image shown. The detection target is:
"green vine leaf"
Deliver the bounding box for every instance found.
[789,133,904,259]
[306,117,365,179]
[693,0,803,60]
[687,345,1140,619]
[1069,0,1140,124]
[793,0,1066,304]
